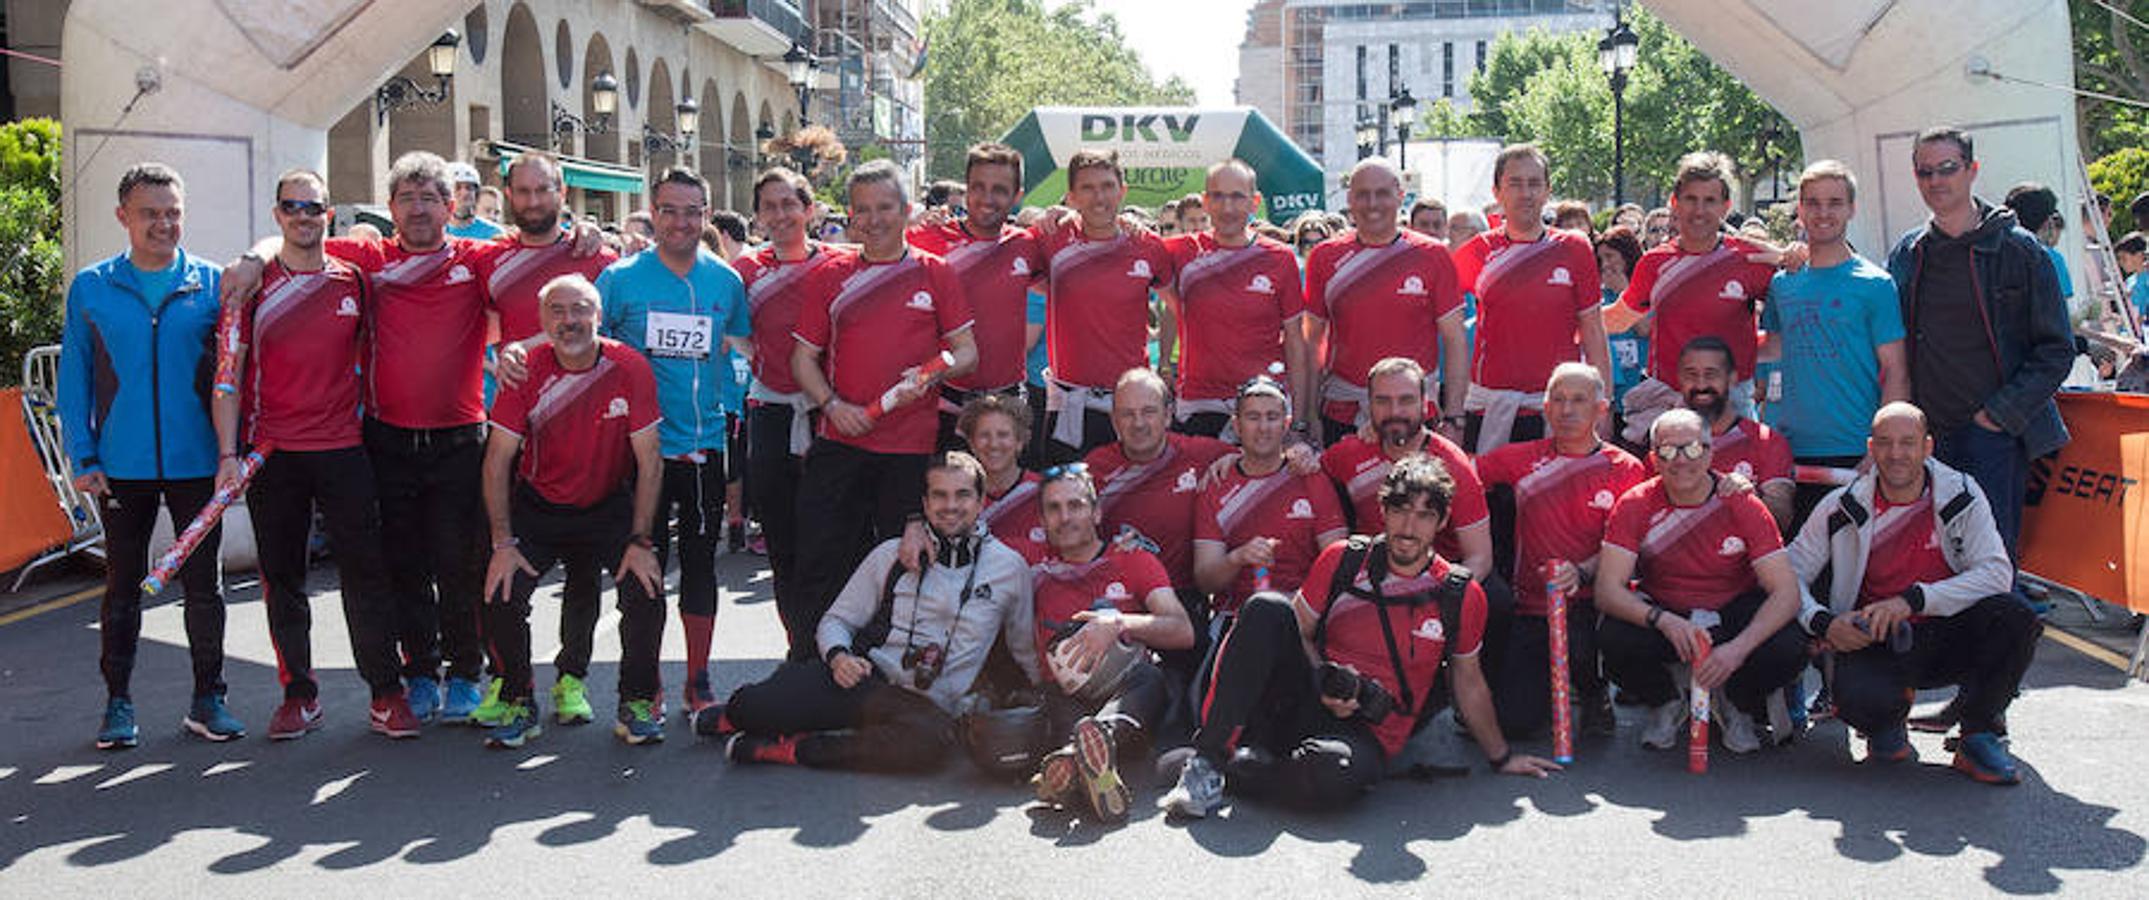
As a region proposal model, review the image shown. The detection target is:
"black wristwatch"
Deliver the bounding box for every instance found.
[1808,609,1835,637]
[1488,751,1512,772]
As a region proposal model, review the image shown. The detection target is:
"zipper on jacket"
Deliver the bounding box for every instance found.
[149,310,164,480]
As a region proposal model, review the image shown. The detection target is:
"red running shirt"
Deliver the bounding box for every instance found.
[1618,236,1774,386]
[1319,431,1489,563]
[1084,433,1233,588]
[1476,439,1649,613]
[734,243,851,396]
[1038,227,1176,388]
[1601,478,1785,612]
[1859,490,1954,609]
[1030,547,1172,685]
[1300,547,1486,758]
[485,235,617,343]
[1451,229,1601,392]
[328,235,506,429]
[489,339,661,508]
[980,471,1048,564]
[1193,464,1346,613]
[236,259,367,451]
[1302,230,1461,387]
[908,222,1048,391]
[1165,232,1306,401]
[792,250,974,455]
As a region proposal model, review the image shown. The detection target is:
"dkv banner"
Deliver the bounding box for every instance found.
[1000,106,1326,224]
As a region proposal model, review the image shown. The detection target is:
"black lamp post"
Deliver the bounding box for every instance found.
[1355,118,1377,161]
[374,30,461,125]
[550,70,621,149]
[1390,87,1417,173]
[1598,14,1639,205]
[783,42,817,124]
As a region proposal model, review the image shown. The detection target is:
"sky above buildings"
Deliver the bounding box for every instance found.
[1068,0,1252,106]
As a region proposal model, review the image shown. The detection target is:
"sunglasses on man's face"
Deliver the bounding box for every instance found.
[1913,159,1967,181]
[1652,439,1710,462]
[277,199,328,217]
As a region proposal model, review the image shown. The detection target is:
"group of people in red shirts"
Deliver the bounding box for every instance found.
[68,127,2045,825]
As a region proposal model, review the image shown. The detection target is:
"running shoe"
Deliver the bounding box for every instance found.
[96,697,138,750]
[725,733,799,765]
[486,703,541,749]
[692,703,735,738]
[441,677,483,724]
[1865,725,1916,764]
[1715,699,1761,755]
[1071,716,1132,823]
[1160,753,1224,819]
[1032,748,1081,808]
[405,675,441,724]
[616,699,665,745]
[369,693,422,739]
[552,674,594,725]
[685,668,718,714]
[183,693,246,742]
[469,678,509,728]
[267,698,324,741]
[1640,697,1686,750]
[1951,732,2021,785]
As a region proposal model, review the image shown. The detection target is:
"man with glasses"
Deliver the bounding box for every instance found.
[1884,125,2072,566]
[709,451,1039,772]
[210,170,407,740]
[597,167,751,716]
[1594,408,1807,755]
[1163,160,1311,439]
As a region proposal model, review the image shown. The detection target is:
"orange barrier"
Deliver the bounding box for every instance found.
[2022,391,2149,612]
[0,388,73,574]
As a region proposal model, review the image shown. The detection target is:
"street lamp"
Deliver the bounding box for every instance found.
[644,95,701,156]
[1390,87,1417,173]
[783,41,817,124]
[1599,14,1639,205]
[551,70,621,149]
[374,30,461,125]
[1355,118,1378,161]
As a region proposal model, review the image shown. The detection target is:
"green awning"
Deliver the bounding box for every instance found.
[487,140,647,195]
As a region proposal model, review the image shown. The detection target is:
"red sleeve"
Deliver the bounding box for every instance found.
[1735,493,1786,561]
[624,351,661,433]
[1318,444,1351,486]
[1145,233,1178,288]
[1126,549,1172,598]
[1431,437,1488,529]
[1602,483,1654,554]
[489,374,533,438]
[1430,244,1463,319]
[929,261,974,337]
[1164,234,1197,270]
[793,284,832,350]
[1621,250,1663,311]
[1612,452,1650,494]
[1193,483,1226,543]
[1305,473,1347,535]
[1298,541,1349,615]
[1761,428,1795,485]
[1452,580,1488,657]
[1449,236,1485,291]
[904,224,943,256]
[1303,244,1334,320]
[1474,442,1527,487]
[1271,244,1307,319]
[579,246,621,281]
[1568,234,1603,314]
[324,235,383,270]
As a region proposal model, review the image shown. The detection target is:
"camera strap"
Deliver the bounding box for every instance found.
[1316,535,1470,722]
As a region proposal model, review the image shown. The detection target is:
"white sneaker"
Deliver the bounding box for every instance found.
[1764,688,1798,746]
[1716,697,1761,755]
[1641,696,1686,750]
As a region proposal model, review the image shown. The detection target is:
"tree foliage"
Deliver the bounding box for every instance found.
[2089,146,2149,234]
[2072,0,2149,161]
[921,0,1195,177]
[0,118,63,386]
[1456,9,1800,208]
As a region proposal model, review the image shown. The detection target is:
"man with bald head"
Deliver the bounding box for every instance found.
[1163,159,1311,438]
[1786,402,2039,785]
[1302,158,1469,445]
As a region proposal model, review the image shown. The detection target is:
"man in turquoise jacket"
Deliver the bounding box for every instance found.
[58,162,239,749]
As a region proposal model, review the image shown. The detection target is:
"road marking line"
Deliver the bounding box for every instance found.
[2045,626,2132,672]
[0,584,102,627]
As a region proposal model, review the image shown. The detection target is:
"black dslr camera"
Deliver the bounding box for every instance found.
[902,642,947,691]
[1317,661,1396,723]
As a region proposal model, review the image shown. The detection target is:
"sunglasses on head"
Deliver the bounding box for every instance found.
[277,199,327,217]
[1042,461,1090,482]
[1653,439,1710,462]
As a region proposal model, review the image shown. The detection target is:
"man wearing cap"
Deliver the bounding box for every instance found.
[447,161,506,241]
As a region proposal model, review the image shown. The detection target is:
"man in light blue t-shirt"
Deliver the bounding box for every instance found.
[1761,160,1911,530]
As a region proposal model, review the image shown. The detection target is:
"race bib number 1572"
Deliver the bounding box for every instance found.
[646,311,713,360]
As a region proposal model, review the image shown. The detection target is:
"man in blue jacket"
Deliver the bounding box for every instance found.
[59,162,239,749]
[1884,126,2073,567]
[597,167,751,714]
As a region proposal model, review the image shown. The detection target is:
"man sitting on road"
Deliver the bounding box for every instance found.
[710,451,1039,772]
[1594,409,1808,755]
[1786,402,2040,784]
[1161,455,1559,818]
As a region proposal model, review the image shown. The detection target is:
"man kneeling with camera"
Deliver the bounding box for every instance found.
[701,451,1039,770]
[1162,455,1559,819]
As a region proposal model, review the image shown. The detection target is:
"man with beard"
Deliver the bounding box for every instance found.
[735,168,854,660]
[598,167,752,714]
[1303,160,1468,445]
[1192,377,1346,622]
[1474,364,1647,739]
[1027,464,1195,823]
[1670,337,1794,533]
[211,169,406,740]
[711,452,1040,773]
[907,143,1050,448]
[1161,455,1559,819]
[479,275,665,747]
[1162,161,1311,439]
[1319,357,1493,579]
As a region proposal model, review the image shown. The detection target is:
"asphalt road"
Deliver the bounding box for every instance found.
[0,551,2144,897]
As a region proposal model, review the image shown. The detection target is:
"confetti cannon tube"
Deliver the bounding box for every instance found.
[863,351,956,421]
[1544,561,1573,765]
[140,447,269,594]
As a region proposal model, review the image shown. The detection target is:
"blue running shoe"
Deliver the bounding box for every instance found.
[1865,725,1916,764]
[616,699,665,745]
[1952,732,2021,785]
[97,697,138,750]
[405,676,442,723]
[441,677,482,724]
[183,693,246,742]
[486,703,542,749]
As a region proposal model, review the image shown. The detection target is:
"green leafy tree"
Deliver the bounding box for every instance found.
[1506,49,1613,199]
[922,0,1195,178]
[0,118,63,386]
[1417,97,1472,140]
[2089,146,2149,234]
[2071,0,2149,161]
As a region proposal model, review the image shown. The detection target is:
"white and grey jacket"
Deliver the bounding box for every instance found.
[816,533,1041,713]
[1786,458,2014,636]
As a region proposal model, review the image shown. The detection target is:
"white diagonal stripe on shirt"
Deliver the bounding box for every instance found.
[830,256,919,324]
[373,248,453,288]
[1175,244,1258,296]
[1214,470,1295,537]
[1475,237,1560,298]
[526,355,618,433]
[1639,495,1722,559]
[1049,234,1126,279]
[1323,240,1408,304]
[1515,452,1610,506]
[1648,246,1736,309]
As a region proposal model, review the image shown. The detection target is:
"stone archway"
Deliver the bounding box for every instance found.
[730,91,753,212]
[700,76,726,208]
[646,58,679,176]
[581,31,619,163]
[500,2,548,148]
